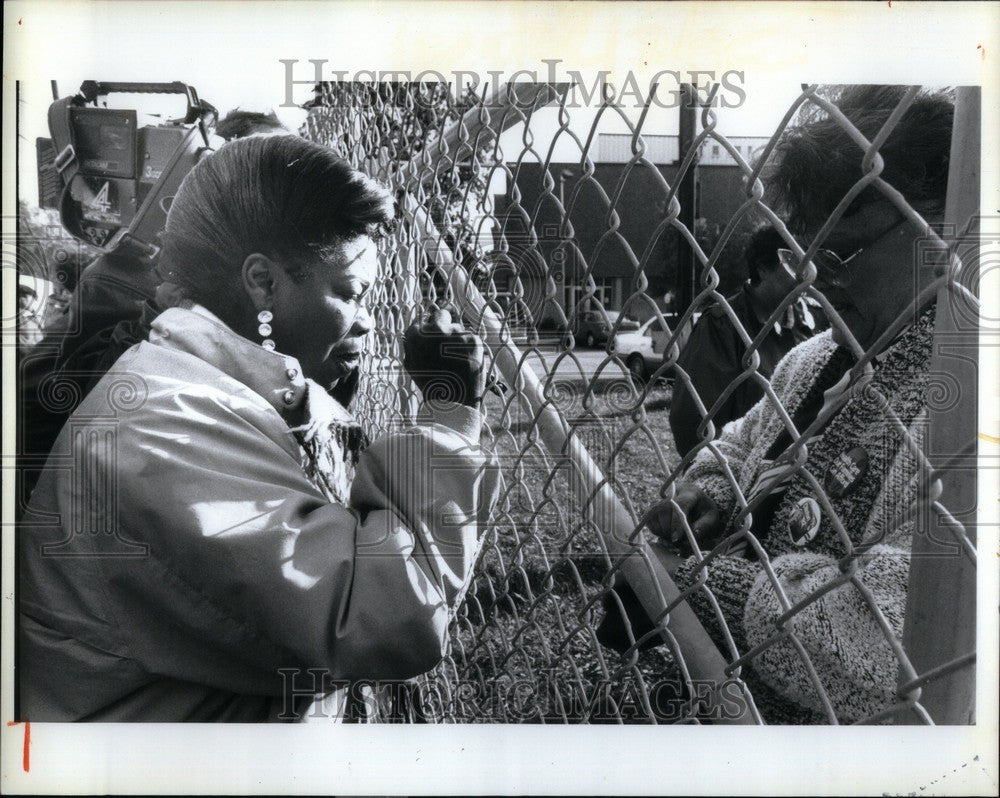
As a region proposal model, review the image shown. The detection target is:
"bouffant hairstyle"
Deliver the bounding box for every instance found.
[157,135,394,324]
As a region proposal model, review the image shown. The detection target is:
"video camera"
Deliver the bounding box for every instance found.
[37,81,219,260]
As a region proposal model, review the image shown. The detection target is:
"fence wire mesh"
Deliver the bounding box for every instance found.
[302,81,978,725]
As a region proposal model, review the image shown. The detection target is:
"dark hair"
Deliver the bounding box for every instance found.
[215,109,288,141]
[18,283,37,299]
[744,225,786,284]
[764,85,954,233]
[157,136,394,323]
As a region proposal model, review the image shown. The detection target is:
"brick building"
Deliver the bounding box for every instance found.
[488,134,770,326]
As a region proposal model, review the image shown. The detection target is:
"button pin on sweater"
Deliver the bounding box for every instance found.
[788,496,822,546]
[824,446,869,498]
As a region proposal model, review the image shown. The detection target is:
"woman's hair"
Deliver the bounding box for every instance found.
[157,136,394,323]
[764,85,954,233]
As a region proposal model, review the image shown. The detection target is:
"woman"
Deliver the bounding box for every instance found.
[601,86,954,724]
[18,136,500,721]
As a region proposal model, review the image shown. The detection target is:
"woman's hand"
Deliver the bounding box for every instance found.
[646,481,723,555]
[403,309,487,408]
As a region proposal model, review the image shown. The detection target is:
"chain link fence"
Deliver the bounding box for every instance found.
[302,80,979,724]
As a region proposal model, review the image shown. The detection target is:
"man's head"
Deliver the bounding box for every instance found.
[744,225,796,313]
[215,109,290,141]
[766,85,954,349]
[18,283,37,311]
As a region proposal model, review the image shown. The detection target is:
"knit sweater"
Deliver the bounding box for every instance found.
[673,304,936,724]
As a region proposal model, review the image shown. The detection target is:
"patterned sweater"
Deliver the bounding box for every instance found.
[674,304,936,724]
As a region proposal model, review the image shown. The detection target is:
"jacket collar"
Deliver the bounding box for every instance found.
[147,305,356,433]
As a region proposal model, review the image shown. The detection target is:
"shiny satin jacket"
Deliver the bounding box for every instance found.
[18,307,500,721]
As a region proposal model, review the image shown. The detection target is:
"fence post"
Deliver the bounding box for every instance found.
[897,86,979,724]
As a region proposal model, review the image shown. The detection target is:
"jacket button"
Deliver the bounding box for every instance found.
[286,368,299,380]
[282,389,296,405]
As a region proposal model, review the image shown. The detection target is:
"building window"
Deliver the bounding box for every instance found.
[593,278,617,309]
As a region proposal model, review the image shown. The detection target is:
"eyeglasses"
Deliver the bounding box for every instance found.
[777,246,864,287]
[777,217,909,288]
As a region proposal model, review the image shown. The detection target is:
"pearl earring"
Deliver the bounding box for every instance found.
[258,310,275,351]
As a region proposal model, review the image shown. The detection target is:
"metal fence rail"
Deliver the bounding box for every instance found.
[303,80,978,724]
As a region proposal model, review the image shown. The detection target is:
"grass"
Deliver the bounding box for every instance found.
[432,380,700,723]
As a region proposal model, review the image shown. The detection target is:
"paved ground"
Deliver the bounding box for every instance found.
[371,344,632,390]
[490,342,665,391]
[523,346,630,386]
[374,344,658,392]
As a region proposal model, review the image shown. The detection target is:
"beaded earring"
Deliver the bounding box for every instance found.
[258,310,275,351]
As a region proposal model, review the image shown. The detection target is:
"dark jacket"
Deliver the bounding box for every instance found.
[18,251,159,502]
[670,287,818,458]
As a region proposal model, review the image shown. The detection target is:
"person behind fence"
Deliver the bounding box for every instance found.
[18,135,501,722]
[669,224,825,459]
[600,85,954,723]
[17,282,45,354]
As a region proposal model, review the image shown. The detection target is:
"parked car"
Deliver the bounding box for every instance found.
[610,314,696,384]
[574,310,640,348]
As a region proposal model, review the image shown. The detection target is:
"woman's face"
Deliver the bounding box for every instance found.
[268,235,377,390]
[806,203,934,351]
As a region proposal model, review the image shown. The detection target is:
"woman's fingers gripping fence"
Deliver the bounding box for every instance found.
[402,310,487,407]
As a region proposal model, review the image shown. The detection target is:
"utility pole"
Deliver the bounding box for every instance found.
[676,84,699,315]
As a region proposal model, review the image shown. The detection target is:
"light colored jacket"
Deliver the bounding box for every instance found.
[18,307,500,721]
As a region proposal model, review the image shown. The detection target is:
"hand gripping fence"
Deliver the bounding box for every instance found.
[302,81,979,724]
